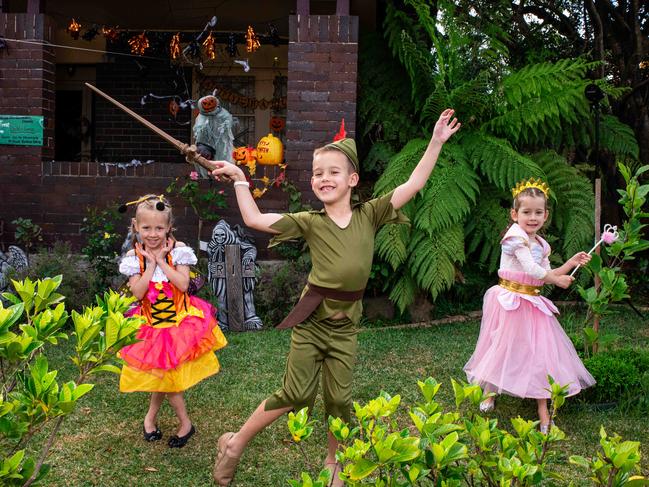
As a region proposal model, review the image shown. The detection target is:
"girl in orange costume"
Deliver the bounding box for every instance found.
[118,194,227,447]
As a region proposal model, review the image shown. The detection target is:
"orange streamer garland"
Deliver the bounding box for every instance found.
[170,33,181,60]
[202,32,216,60]
[128,32,150,55]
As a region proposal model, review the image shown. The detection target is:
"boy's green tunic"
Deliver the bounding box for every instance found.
[264,191,408,421]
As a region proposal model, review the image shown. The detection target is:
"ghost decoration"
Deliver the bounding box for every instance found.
[191,95,235,178]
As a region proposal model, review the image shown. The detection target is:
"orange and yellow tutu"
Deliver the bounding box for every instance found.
[119,280,227,393]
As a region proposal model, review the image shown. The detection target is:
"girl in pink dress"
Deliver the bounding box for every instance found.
[463,179,595,432]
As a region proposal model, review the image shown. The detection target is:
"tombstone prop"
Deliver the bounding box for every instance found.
[207,220,263,331]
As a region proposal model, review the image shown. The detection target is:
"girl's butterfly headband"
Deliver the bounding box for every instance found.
[119,194,167,213]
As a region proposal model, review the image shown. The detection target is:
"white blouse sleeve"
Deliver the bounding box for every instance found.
[171,246,197,266]
[119,255,140,277]
[513,246,548,279]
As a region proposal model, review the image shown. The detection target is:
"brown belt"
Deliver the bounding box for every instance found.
[276,283,365,329]
[498,278,542,296]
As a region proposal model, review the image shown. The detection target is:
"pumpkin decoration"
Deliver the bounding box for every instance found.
[200,95,219,114]
[232,146,257,176]
[269,116,285,133]
[256,133,283,166]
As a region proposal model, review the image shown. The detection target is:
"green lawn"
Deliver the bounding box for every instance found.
[43,307,649,486]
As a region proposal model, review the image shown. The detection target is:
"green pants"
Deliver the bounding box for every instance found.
[265,316,358,423]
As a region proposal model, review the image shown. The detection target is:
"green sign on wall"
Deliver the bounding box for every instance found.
[0,115,44,146]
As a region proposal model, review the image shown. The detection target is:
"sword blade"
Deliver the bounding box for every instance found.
[85,82,217,173]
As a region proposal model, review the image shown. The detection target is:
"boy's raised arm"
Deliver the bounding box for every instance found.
[211,162,282,234]
[390,109,460,210]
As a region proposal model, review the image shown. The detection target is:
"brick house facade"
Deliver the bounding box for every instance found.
[0,0,363,258]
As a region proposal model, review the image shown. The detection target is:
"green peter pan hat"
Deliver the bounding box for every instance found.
[324,138,359,173]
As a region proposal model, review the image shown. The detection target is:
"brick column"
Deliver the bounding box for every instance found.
[0,13,55,233]
[286,14,359,204]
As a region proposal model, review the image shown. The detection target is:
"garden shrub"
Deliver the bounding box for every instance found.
[255,258,309,327]
[80,205,123,297]
[287,377,648,486]
[582,350,645,403]
[18,241,96,311]
[0,276,140,486]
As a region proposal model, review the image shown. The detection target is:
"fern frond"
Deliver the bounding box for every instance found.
[500,58,597,106]
[414,145,480,233]
[400,31,436,111]
[465,187,510,272]
[532,151,594,259]
[485,84,591,146]
[407,225,465,301]
[358,32,421,145]
[374,139,429,196]
[384,1,422,64]
[599,115,640,161]
[388,271,418,313]
[375,223,410,270]
[362,141,397,174]
[420,82,451,130]
[464,132,545,192]
[484,58,602,146]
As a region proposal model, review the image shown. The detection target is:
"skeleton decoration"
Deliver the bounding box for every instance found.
[0,246,28,293]
[207,219,262,331]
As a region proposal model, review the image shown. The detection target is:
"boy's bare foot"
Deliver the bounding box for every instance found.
[324,460,343,487]
[213,432,242,486]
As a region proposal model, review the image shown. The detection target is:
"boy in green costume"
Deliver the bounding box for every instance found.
[211,109,460,486]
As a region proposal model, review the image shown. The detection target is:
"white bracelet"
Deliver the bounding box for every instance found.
[233,181,250,188]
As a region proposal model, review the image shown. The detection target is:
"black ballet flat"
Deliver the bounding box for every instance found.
[168,424,196,448]
[143,425,163,442]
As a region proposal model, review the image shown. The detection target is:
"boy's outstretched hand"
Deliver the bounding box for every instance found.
[211,160,245,183]
[432,109,461,144]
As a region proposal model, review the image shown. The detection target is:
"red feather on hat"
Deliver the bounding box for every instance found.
[333,119,346,141]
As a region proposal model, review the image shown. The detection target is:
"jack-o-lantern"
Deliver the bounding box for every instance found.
[232,146,249,163]
[199,95,219,115]
[232,146,257,175]
[269,116,285,132]
[256,133,283,166]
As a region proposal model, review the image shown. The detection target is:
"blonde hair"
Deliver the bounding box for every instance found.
[128,194,175,249]
[513,187,547,210]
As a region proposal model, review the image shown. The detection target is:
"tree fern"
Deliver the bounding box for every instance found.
[374,139,429,196]
[375,223,410,271]
[362,141,397,175]
[407,224,465,301]
[388,271,418,314]
[532,151,594,259]
[358,32,421,146]
[399,31,436,111]
[599,115,640,161]
[414,145,480,234]
[465,188,510,272]
[483,58,601,146]
[464,132,545,192]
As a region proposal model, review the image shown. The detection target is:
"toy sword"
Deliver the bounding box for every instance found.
[84,82,221,175]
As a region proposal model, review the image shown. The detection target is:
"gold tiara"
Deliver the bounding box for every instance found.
[511,178,550,198]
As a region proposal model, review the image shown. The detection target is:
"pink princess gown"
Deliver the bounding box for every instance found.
[464,224,595,399]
